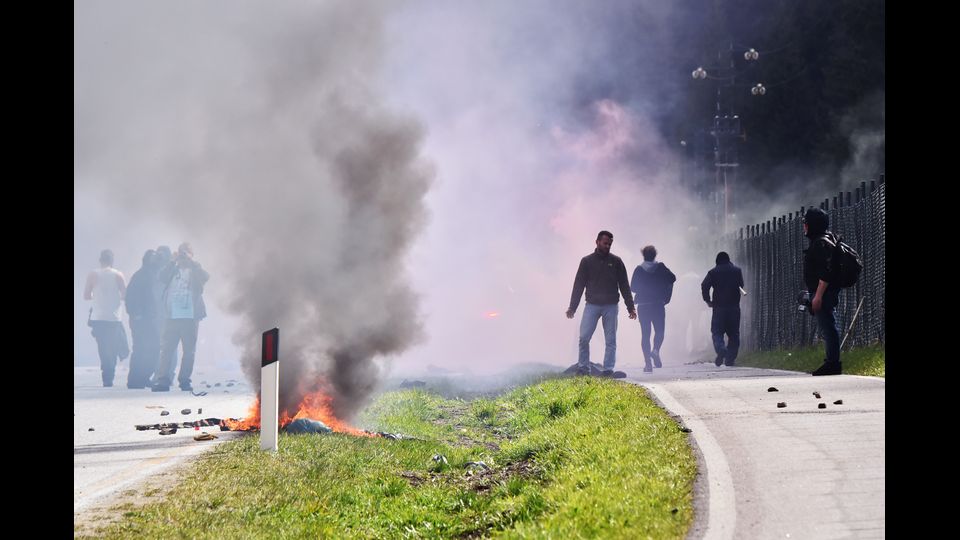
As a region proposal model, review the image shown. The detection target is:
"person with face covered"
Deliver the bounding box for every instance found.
[151,242,210,392]
[802,208,843,376]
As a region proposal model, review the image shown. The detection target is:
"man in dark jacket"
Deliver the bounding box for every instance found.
[803,208,843,376]
[124,249,159,389]
[701,252,744,367]
[630,245,676,373]
[566,230,637,376]
[152,242,210,392]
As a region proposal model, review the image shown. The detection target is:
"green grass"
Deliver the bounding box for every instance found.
[82,378,697,539]
[735,342,885,377]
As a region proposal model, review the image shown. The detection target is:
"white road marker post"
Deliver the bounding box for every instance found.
[261,328,279,452]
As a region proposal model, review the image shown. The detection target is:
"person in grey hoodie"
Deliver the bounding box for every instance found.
[630,245,676,373]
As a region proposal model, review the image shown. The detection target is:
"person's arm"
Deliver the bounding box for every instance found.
[83,271,96,300]
[811,279,829,314]
[662,263,677,283]
[616,259,636,318]
[191,260,210,286]
[567,259,587,318]
[116,272,126,300]
[811,239,831,313]
[630,265,641,295]
[701,272,713,306]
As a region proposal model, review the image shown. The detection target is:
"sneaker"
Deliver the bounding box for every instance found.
[811,362,842,376]
[714,354,724,367]
[151,383,171,392]
[643,365,653,373]
[651,350,662,368]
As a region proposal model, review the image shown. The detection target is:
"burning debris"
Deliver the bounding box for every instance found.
[136,418,228,431]
[284,418,332,434]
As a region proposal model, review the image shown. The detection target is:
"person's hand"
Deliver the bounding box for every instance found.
[628,309,637,320]
[565,309,575,319]
[811,294,822,315]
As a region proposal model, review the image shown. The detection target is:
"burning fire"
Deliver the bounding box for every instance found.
[224,390,374,437]
[485,311,500,319]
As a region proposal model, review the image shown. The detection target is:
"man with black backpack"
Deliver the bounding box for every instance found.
[630,245,676,373]
[802,207,859,376]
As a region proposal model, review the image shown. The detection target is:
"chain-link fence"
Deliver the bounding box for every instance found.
[722,174,885,352]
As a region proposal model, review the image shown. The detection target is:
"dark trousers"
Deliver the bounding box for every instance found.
[637,304,666,365]
[156,319,200,388]
[128,317,160,388]
[710,306,741,364]
[90,320,124,386]
[815,287,841,365]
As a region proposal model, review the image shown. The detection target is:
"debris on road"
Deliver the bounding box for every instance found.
[818,403,826,409]
[833,399,843,405]
[813,391,821,399]
[193,432,218,441]
[767,387,778,392]
[160,410,170,416]
[777,402,787,408]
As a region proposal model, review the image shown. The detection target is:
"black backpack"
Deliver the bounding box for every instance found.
[821,234,863,288]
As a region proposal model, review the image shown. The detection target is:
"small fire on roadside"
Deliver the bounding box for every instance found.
[223,390,374,437]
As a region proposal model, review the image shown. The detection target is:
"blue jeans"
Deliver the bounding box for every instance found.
[711,306,741,364]
[578,303,619,370]
[815,287,841,365]
[637,304,666,365]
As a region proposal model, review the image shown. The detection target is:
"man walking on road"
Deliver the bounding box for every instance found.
[701,251,744,367]
[566,230,637,377]
[630,245,676,373]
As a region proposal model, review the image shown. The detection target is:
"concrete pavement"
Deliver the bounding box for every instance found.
[618,360,885,540]
[74,363,256,518]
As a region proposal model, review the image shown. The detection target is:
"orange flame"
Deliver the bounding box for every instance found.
[223,390,373,437]
[485,311,500,318]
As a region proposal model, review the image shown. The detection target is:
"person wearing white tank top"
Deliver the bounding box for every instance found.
[84,249,128,387]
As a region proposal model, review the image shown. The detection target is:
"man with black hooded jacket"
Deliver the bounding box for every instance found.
[803,208,843,376]
[701,252,744,366]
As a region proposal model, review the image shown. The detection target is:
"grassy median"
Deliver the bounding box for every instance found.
[80,376,697,539]
[734,342,885,377]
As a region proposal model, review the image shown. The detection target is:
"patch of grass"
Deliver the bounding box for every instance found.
[736,342,885,377]
[88,378,696,539]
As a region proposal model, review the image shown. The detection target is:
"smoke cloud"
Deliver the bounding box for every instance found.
[75,0,432,418]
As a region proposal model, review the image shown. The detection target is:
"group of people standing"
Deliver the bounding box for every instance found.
[567,209,848,378]
[83,243,209,391]
[566,230,744,377]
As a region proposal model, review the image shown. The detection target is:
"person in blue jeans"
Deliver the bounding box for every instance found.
[701,252,744,367]
[802,208,843,376]
[566,230,637,377]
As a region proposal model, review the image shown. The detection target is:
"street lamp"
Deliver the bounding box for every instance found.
[689,41,764,232]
